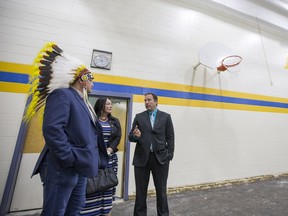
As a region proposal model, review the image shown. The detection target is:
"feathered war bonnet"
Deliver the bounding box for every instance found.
[23,42,92,123]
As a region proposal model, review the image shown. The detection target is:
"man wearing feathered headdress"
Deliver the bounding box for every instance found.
[24,42,109,216]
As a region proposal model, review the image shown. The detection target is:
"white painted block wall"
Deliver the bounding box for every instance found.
[1,0,288,208]
[0,93,27,200]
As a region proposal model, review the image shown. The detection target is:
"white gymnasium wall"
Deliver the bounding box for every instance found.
[169,106,288,187]
[0,92,27,202]
[1,0,288,203]
[129,102,288,191]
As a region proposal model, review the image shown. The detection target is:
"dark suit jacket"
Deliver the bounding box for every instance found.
[32,88,108,178]
[129,109,175,167]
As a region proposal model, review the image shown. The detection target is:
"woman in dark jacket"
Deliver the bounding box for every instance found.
[81,97,122,216]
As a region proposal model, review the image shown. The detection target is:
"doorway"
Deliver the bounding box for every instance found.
[88,95,130,199]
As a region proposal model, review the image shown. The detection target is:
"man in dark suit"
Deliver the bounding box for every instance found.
[129,92,175,216]
[32,71,108,216]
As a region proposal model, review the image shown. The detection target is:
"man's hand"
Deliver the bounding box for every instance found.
[133,125,141,138]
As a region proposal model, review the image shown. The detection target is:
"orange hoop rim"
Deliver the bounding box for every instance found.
[222,55,242,68]
[217,55,242,72]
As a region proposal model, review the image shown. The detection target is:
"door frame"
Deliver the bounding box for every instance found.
[90,90,133,201]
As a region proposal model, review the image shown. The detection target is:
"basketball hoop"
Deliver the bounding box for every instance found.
[217,55,242,72]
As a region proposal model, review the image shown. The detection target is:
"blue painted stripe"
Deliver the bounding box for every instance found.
[0,71,29,84]
[93,83,288,109]
[2,72,288,109]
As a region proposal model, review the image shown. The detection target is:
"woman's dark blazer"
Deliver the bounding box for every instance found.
[107,116,122,153]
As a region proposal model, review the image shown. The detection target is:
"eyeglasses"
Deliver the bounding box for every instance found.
[87,73,94,81]
[81,73,94,82]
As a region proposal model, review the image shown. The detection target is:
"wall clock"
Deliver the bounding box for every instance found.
[91,49,112,70]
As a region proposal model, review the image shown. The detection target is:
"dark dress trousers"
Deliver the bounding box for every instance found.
[129,110,175,216]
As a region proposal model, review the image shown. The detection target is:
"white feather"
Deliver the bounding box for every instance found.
[48,53,84,92]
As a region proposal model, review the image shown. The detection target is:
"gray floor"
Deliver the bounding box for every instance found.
[7,175,288,216]
[111,175,288,216]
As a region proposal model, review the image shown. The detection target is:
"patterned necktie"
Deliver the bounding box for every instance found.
[149,112,154,152]
[150,112,154,128]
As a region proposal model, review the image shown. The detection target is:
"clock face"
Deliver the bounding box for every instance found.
[93,55,110,68]
[91,50,112,70]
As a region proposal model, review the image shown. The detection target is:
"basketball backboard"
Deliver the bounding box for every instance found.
[197,42,233,69]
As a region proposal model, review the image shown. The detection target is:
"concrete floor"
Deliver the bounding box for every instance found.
[111,175,288,216]
[7,175,288,216]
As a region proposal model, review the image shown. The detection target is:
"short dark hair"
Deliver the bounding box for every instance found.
[144,92,158,102]
[94,97,111,118]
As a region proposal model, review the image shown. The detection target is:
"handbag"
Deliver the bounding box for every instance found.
[86,168,118,195]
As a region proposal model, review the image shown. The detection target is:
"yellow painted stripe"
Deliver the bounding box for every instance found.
[1,61,288,104]
[0,62,32,74]
[0,82,30,93]
[133,95,288,114]
[94,73,288,103]
[1,76,287,114]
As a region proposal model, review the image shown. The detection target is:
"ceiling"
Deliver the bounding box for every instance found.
[210,0,288,32]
